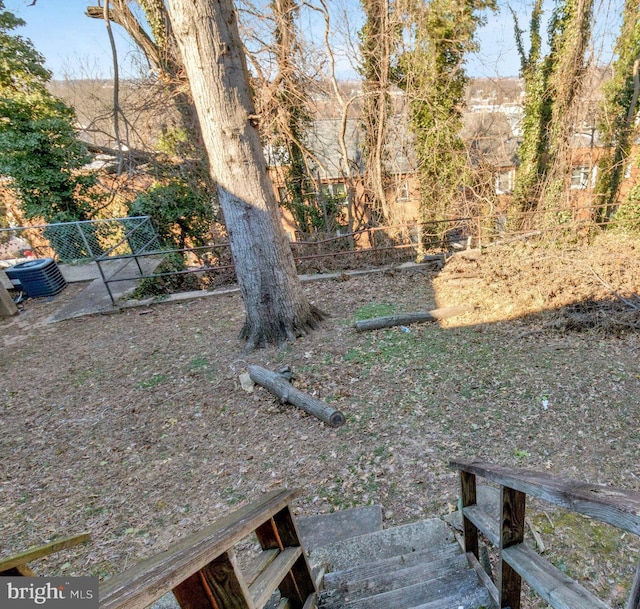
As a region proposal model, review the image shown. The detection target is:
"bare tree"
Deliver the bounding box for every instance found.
[313,0,363,234]
[360,0,396,223]
[100,2,127,174]
[86,1,202,149]
[397,0,495,224]
[165,0,324,349]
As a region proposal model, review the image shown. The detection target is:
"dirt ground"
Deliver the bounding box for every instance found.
[1,232,639,606]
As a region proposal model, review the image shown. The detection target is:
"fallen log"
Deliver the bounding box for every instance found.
[248,365,345,428]
[354,305,470,332]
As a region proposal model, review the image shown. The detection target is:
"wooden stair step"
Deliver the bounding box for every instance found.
[297,506,383,552]
[345,552,469,596]
[320,553,470,608]
[320,566,481,609]
[322,542,462,590]
[406,583,493,609]
[310,518,455,573]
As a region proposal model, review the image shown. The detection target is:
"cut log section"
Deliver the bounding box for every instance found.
[248,365,345,428]
[354,305,470,332]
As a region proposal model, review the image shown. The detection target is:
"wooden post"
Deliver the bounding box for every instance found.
[370,229,380,265]
[255,508,316,608]
[499,486,526,609]
[174,550,253,609]
[0,282,18,317]
[627,559,640,609]
[172,572,218,608]
[460,471,479,558]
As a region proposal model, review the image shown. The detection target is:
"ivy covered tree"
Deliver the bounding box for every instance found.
[541,0,594,210]
[512,0,594,213]
[0,1,99,225]
[510,0,546,212]
[594,0,640,223]
[396,0,495,224]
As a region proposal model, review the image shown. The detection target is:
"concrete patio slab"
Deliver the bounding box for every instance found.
[49,257,164,322]
[297,505,384,552]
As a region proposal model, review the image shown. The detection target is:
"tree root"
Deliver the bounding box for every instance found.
[240,305,328,351]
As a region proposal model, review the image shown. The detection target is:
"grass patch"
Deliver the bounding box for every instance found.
[530,510,633,600]
[354,303,396,321]
[70,367,99,386]
[138,373,168,389]
[188,356,210,370]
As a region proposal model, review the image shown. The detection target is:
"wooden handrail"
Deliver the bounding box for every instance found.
[451,458,640,535]
[450,458,640,609]
[100,488,314,609]
[0,533,90,576]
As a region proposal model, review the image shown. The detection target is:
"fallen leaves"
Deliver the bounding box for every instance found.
[0,237,639,603]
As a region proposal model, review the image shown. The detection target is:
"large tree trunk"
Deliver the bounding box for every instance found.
[165,0,324,349]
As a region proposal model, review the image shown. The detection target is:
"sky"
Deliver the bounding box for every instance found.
[5,0,147,79]
[3,0,621,82]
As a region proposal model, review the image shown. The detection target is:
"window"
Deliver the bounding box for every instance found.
[495,169,514,194]
[397,180,410,201]
[320,182,347,201]
[570,166,591,189]
[333,182,347,199]
[265,144,290,166]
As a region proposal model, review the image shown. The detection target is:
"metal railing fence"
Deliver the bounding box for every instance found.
[2,201,638,303]
[95,199,640,303]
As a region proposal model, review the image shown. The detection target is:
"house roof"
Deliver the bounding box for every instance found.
[461,111,519,168]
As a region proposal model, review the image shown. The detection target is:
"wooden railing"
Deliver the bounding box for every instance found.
[450,459,640,609]
[99,488,316,609]
[0,533,90,576]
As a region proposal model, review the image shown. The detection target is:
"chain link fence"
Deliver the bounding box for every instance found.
[0,217,160,264]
